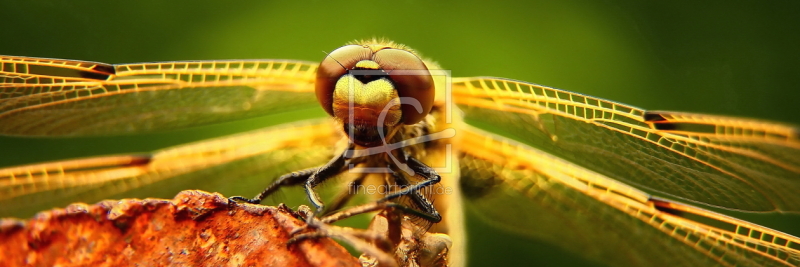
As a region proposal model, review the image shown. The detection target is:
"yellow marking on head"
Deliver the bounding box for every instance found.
[354,60,381,70]
[332,75,402,127]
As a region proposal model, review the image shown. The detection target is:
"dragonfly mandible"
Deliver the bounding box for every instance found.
[1,39,799,267]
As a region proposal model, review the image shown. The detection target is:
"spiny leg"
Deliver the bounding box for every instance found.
[302,145,353,213]
[290,203,393,248]
[382,151,442,223]
[228,167,316,205]
[290,166,440,238]
[229,143,355,211]
[314,201,431,226]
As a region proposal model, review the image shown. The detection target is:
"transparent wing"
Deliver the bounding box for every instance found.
[0,56,319,136]
[452,77,800,213]
[459,125,800,267]
[0,119,341,218]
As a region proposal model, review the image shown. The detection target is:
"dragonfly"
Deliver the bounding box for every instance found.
[1,39,799,267]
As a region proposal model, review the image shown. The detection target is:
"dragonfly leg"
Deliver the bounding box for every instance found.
[315,201,419,225]
[303,149,350,213]
[380,154,442,223]
[292,201,425,237]
[228,167,317,205]
[228,144,355,208]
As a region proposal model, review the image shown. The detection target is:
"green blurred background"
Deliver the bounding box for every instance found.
[1,1,798,266]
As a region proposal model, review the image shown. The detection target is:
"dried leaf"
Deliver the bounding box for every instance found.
[0,190,360,267]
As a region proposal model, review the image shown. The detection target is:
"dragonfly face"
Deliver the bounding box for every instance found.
[0,39,799,267]
[316,43,435,147]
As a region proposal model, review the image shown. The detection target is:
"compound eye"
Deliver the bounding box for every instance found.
[374,49,435,125]
[315,45,372,117]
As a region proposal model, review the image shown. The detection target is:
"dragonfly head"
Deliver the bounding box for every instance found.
[316,42,435,147]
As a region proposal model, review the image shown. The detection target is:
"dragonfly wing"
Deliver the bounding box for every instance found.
[0,56,320,136]
[459,125,800,267]
[452,77,800,213]
[0,119,341,218]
